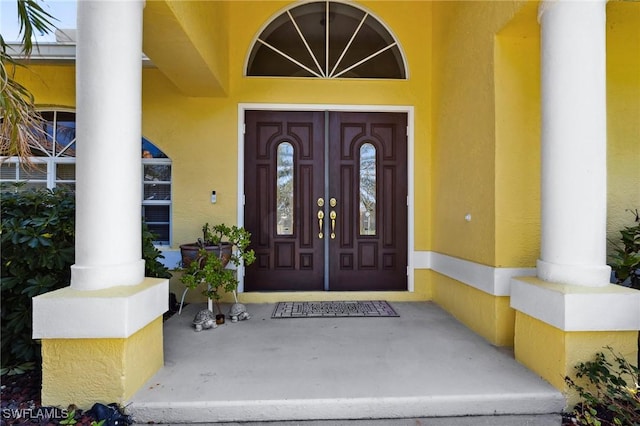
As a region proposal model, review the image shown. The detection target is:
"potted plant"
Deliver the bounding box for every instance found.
[179,223,255,323]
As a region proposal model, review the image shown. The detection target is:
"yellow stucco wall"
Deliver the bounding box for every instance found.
[606,1,640,252]
[515,311,638,406]
[431,1,531,267]
[431,271,515,346]
[41,316,163,409]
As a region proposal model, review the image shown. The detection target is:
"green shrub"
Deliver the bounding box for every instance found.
[142,222,172,279]
[609,209,640,290]
[565,347,639,426]
[1,186,76,374]
[1,186,172,374]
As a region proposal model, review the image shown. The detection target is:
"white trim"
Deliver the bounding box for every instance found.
[33,277,169,339]
[430,252,536,296]
[237,103,415,293]
[511,276,640,331]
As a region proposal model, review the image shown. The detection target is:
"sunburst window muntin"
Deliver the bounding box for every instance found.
[246,1,407,79]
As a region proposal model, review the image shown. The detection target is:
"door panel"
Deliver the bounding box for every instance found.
[328,112,408,291]
[244,111,325,291]
[244,110,407,292]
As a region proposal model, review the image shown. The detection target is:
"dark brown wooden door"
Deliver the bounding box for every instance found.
[327,112,407,290]
[244,110,407,291]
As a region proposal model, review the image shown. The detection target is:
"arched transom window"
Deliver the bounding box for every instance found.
[247,1,407,79]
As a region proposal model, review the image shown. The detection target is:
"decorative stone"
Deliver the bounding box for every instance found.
[192,309,217,332]
[228,303,251,323]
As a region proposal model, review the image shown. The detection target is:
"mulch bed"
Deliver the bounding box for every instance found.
[0,294,181,426]
[0,368,101,425]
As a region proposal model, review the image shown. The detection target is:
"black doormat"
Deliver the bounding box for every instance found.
[272,301,399,318]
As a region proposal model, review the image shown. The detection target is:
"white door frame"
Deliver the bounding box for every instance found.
[237,103,415,293]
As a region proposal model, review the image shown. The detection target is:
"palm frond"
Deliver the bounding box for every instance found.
[1,0,57,162]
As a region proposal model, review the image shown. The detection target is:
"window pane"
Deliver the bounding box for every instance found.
[142,138,168,159]
[55,183,75,192]
[143,205,170,222]
[359,143,376,236]
[146,224,170,244]
[0,163,17,180]
[143,205,170,244]
[144,164,171,182]
[19,163,47,180]
[144,183,171,200]
[55,120,77,157]
[276,142,294,235]
[56,163,75,180]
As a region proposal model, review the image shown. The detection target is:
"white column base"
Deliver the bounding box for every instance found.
[511,276,640,331]
[33,277,168,339]
[536,259,611,288]
[71,259,146,291]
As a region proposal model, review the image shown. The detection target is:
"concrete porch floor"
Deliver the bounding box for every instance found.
[127,302,565,425]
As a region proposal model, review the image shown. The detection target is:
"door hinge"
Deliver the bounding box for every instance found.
[406,266,409,276]
[243,123,246,135]
[242,194,246,205]
[406,125,409,137]
[407,196,409,206]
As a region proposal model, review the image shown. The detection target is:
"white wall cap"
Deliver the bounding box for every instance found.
[430,252,535,296]
[33,277,168,339]
[510,276,640,331]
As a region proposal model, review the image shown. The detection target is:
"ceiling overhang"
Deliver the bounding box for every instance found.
[143,0,228,97]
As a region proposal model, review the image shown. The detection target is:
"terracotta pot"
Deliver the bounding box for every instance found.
[179,243,232,268]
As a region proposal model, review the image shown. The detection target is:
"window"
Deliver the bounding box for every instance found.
[0,110,172,244]
[247,1,406,79]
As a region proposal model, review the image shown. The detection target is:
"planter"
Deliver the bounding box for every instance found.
[179,243,232,268]
[215,314,226,325]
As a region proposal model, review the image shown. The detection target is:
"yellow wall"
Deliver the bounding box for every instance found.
[41,316,163,409]
[606,1,640,251]
[494,3,541,268]
[432,271,514,346]
[515,311,638,406]
[430,1,531,267]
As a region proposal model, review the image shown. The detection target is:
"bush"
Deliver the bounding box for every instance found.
[565,347,640,426]
[1,186,76,374]
[1,186,172,374]
[609,209,640,290]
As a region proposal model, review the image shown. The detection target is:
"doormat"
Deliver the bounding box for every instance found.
[272,301,399,318]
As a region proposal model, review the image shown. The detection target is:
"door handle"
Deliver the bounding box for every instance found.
[330,210,336,239]
[318,210,324,239]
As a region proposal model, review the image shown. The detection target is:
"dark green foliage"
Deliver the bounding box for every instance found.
[1,186,172,374]
[1,186,75,374]
[142,223,172,279]
[609,209,640,290]
[565,347,640,426]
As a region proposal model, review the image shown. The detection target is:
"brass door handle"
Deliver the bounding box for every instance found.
[318,210,324,239]
[330,210,336,239]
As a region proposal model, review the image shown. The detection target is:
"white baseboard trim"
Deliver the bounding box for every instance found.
[414,251,535,296]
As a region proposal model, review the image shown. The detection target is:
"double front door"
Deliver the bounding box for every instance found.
[244,110,407,291]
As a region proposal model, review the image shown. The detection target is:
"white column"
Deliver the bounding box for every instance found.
[537,0,610,287]
[72,0,145,290]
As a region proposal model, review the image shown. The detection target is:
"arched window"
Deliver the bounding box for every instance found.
[246,1,406,79]
[0,110,172,244]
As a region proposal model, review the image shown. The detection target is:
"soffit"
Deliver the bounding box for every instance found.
[143,0,227,97]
